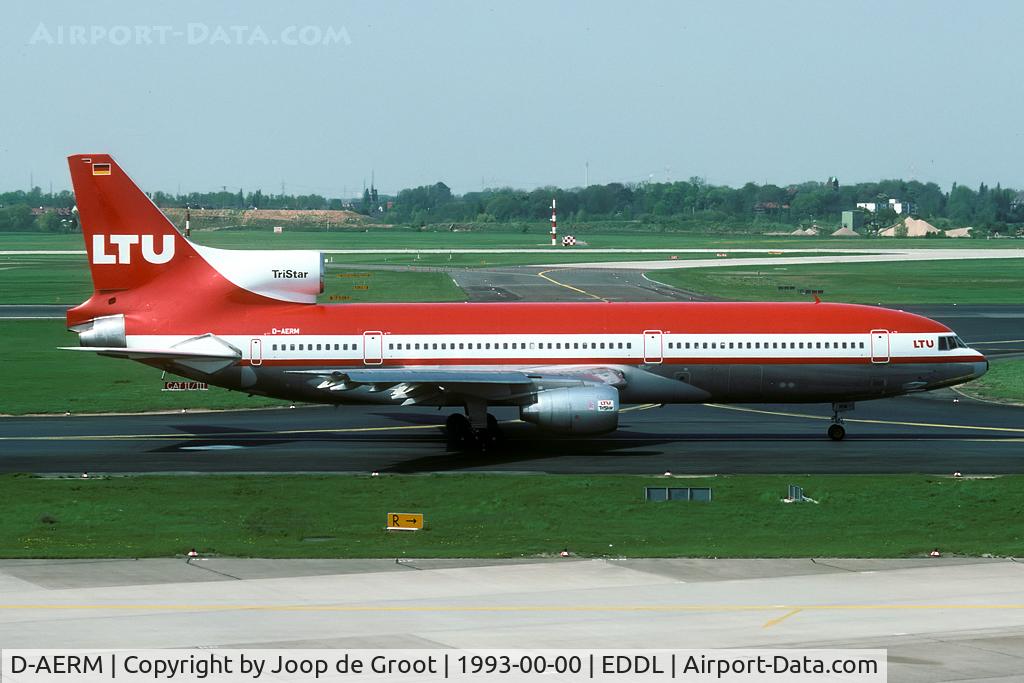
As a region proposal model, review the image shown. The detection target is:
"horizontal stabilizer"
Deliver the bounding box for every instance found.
[59,346,240,361]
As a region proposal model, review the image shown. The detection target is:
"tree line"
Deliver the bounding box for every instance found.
[2,177,1023,233]
[389,178,1024,233]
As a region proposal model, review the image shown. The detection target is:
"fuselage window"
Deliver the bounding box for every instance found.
[859,342,865,349]
[504,342,509,349]
[388,343,394,350]
[289,344,295,351]
[432,343,438,350]
[824,342,829,349]
[574,343,579,349]
[459,343,464,349]
[815,342,821,349]
[272,344,278,351]
[529,342,536,350]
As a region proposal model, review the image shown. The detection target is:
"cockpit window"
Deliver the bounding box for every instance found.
[940,335,967,350]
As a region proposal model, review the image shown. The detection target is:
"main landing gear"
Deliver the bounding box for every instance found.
[828,401,854,441]
[445,411,501,452]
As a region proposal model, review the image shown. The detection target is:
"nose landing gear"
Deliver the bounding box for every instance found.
[827,422,846,441]
[828,401,854,441]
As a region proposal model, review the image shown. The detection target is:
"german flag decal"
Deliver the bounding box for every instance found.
[92,163,111,176]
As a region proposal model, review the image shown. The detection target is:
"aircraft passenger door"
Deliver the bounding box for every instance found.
[363,331,383,365]
[643,330,664,364]
[249,338,263,366]
[870,329,890,364]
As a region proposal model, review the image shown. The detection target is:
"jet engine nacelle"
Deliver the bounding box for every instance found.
[193,244,324,304]
[520,385,620,434]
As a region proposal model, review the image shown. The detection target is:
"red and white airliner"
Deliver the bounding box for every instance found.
[64,154,987,446]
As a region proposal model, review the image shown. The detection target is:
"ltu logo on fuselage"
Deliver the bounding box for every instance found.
[91,234,175,265]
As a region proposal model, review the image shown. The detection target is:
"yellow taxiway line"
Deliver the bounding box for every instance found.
[0,423,442,442]
[762,608,803,628]
[2,403,1018,442]
[704,403,1024,434]
[536,269,607,301]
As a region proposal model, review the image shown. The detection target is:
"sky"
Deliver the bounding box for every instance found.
[2,1,1023,197]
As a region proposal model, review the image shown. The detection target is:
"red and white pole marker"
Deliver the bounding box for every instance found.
[550,198,557,246]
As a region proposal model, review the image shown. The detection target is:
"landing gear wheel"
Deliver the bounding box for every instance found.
[445,413,473,450]
[485,413,503,443]
[827,423,846,441]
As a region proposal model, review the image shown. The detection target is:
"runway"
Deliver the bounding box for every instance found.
[2,391,1023,474]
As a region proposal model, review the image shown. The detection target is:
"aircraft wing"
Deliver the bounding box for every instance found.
[287,366,625,405]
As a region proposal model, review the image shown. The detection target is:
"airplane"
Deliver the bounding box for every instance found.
[63,154,988,449]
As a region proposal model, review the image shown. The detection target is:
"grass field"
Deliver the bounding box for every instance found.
[647,259,1024,304]
[1,473,1021,558]
[0,255,466,305]
[320,269,464,303]
[958,359,1024,404]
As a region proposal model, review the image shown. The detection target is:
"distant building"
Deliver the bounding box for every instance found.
[841,210,864,230]
[754,201,790,215]
[855,198,914,215]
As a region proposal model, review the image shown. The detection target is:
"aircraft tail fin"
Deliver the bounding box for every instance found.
[68,154,199,294]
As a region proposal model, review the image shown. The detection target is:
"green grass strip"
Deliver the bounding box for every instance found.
[2,474,1021,559]
[647,259,1024,304]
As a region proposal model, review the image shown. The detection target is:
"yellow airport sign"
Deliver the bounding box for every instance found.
[387,512,424,531]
